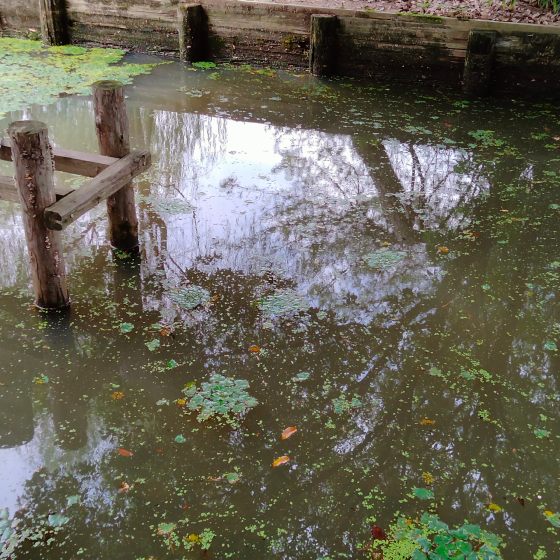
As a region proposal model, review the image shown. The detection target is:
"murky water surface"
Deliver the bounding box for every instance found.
[0,59,559,559]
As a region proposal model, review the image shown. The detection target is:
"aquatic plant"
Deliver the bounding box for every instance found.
[364,249,407,270]
[182,374,258,427]
[372,512,504,560]
[169,285,211,310]
[257,289,308,317]
[0,39,159,117]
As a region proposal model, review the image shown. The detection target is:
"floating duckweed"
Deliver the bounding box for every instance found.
[0,38,160,117]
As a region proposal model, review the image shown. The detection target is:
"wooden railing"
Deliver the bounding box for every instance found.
[0,80,152,310]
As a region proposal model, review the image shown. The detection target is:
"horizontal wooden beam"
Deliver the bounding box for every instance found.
[0,175,74,203]
[0,138,118,178]
[44,150,151,230]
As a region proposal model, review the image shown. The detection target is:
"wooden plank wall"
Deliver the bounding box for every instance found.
[0,0,41,34]
[1,0,560,94]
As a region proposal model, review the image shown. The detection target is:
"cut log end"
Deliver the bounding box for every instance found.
[8,121,48,137]
[92,80,125,92]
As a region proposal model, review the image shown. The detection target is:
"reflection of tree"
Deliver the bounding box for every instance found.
[0,74,559,559]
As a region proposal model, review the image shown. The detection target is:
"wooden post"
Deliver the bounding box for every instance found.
[309,14,338,77]
[8,121,70,310]
[178,4,209,63]
[463,30,497,97]
[39,0,69,46]
[92,81,139,253]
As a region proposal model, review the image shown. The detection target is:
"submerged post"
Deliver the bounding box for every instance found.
[463,30,497,97]
[8,121,70,310]
[92,81,139,253]
[39,0,69,46]
[309,14,338,77]
[178,4,209,63]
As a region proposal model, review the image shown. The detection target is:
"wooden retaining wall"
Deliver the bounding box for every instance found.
[2,0,560,95]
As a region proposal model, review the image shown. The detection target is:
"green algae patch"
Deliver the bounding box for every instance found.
[364,248,407,270]
[0,38,160,117]
[257,289,309,317]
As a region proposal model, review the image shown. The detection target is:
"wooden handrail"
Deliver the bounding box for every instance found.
[0,138,118,178]
[44,150,151,231]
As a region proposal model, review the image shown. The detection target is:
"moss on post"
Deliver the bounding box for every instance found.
[463,30,497,97]
[309,14,338,77]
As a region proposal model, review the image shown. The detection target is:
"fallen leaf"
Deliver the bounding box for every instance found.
[419,418,436,426]
[176,398,186,407]
[111,391,125,400]
[157,522,176,536]
[272,455,290,468]
[117,448,134,457]
[371,525,387,540]
[487,502,502,513]
[248,344,261,353]
[159,326,173,337]
[118,481,131,494]
[437,246,449,254]
[281,426,298,440]
[422,471,434,485]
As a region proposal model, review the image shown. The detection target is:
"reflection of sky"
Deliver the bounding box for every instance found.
[0,105,486,325]
[0,410,116,515]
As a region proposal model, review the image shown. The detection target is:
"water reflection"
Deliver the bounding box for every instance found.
[0,63,558,559]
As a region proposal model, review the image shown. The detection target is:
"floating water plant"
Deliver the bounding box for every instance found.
[364,249,407,270]
[372,512,504,560]
[0,38,159,117]
[182,374,258,427]
[169,285,211,310]
[257,288,308,317]
[138,194,194,215]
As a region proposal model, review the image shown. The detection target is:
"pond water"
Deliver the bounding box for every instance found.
[0,58,559,559]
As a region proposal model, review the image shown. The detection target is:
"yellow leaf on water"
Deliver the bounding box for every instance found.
[187,533,200,543]
[272,455,290,468]
[419,418,435,426]
[487,502,502,513]
[248,344,261,353]
[437,246,449,254]
[176,398,186,407]
[422,472,434,485]
[111,391,125,400]
[281,426,298,440]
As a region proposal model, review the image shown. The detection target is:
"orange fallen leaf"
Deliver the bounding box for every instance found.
[281,426,298,440]
[117,448,134,457]
[272,455,290,468]
[118,481,131,494]
[159,326,173,337]
[176,398,187,407]
[248,344,261,353]
[111,391,125,400]
[437,246,449,255]
[419,418,436,426]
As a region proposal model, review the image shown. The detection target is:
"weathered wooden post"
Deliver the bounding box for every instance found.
[177,4,209,63]
[39,0,69,46]
[309,14,338,77]
[8,121,70,309]
[92,81,140,253]
[463,30,497,97]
